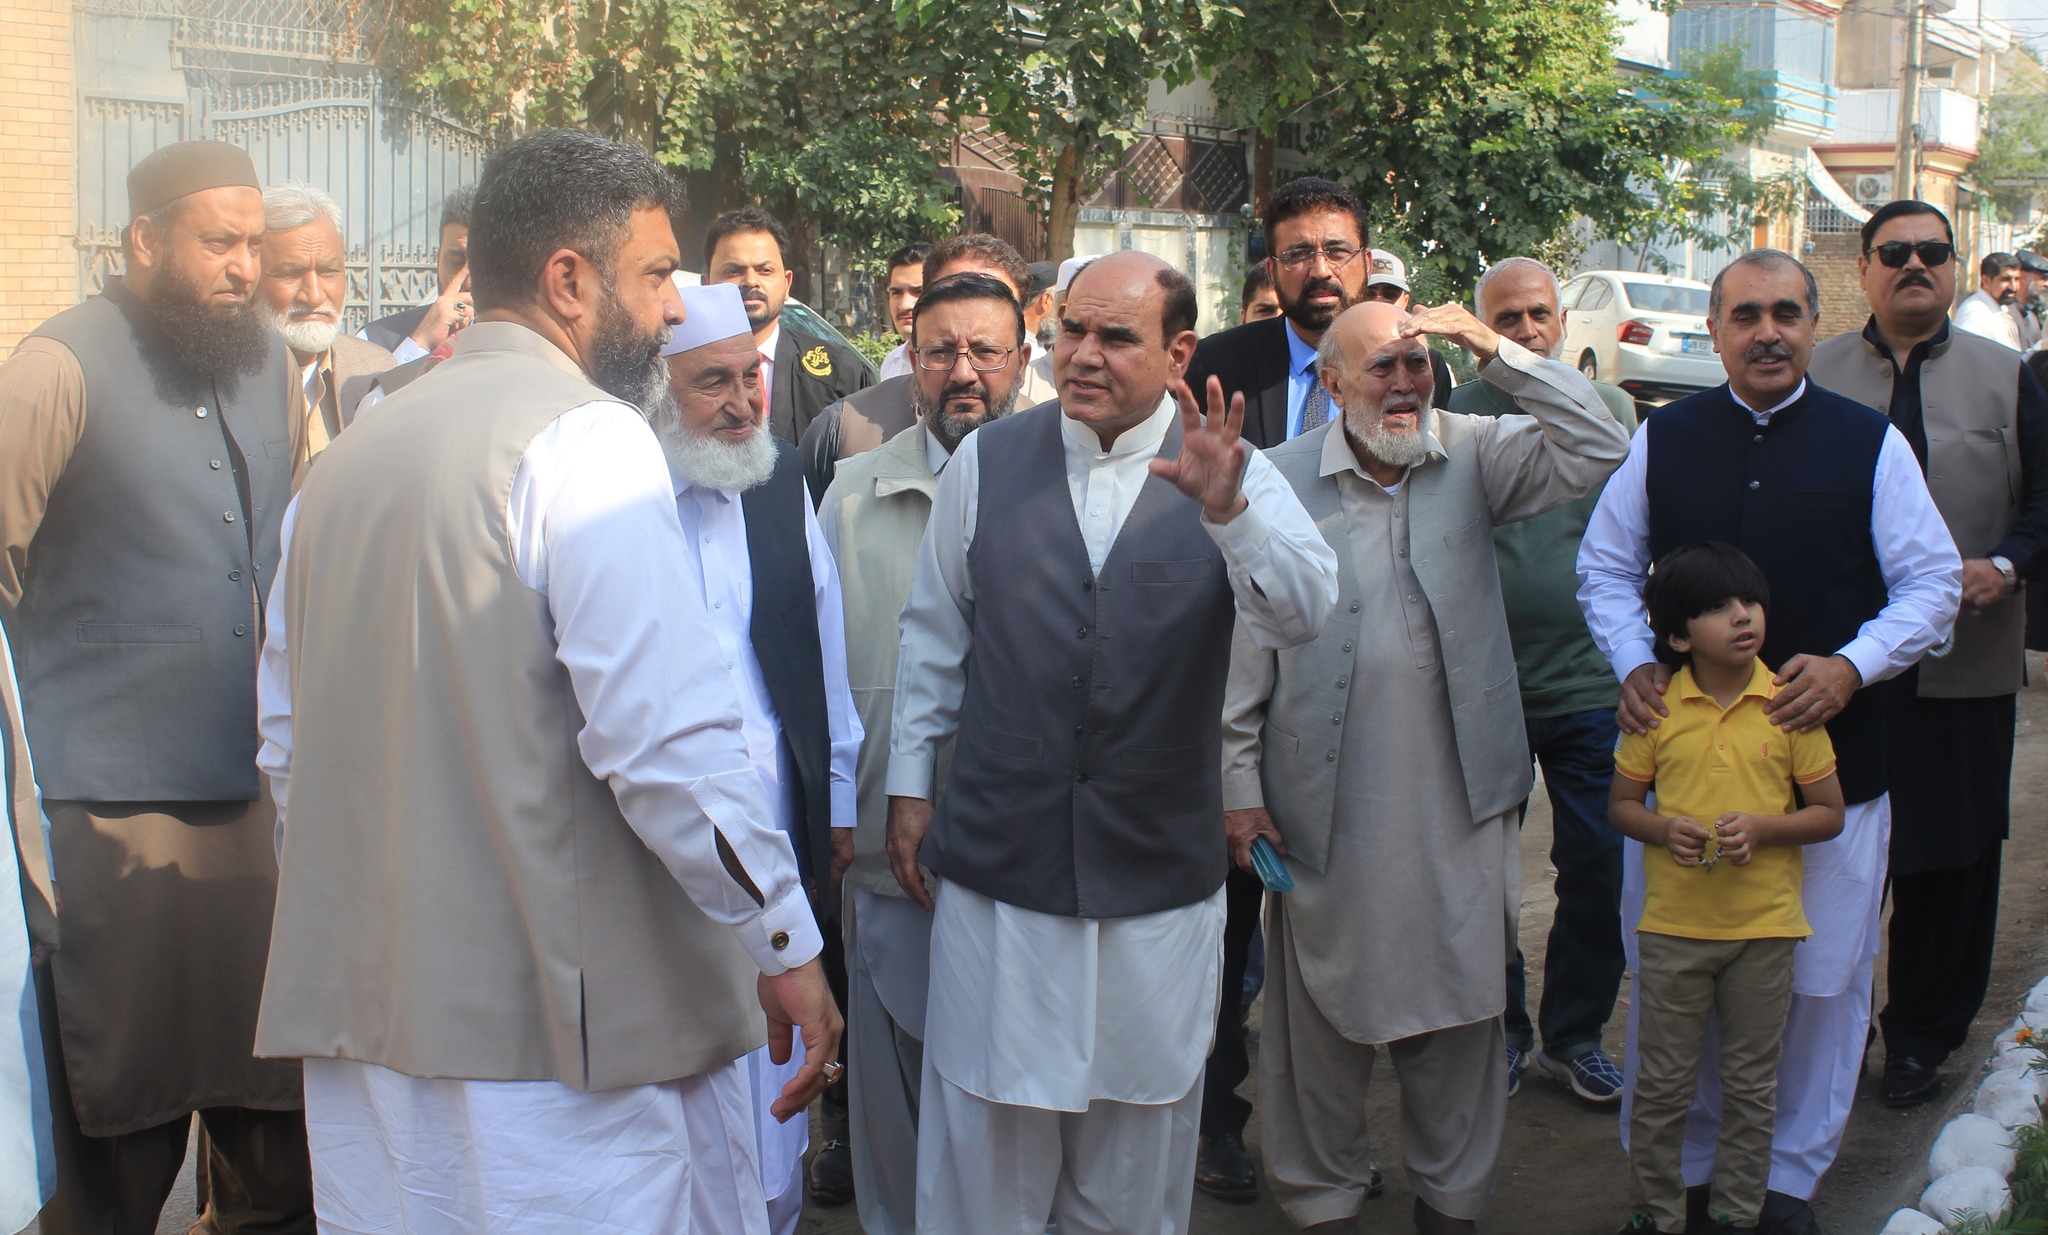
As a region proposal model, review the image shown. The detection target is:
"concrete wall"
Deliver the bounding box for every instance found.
[0,0,78,352]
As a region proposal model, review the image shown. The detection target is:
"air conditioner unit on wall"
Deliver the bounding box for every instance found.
[1853,173,1893,204]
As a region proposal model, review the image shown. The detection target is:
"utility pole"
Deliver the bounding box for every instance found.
[1894,0,1925,200]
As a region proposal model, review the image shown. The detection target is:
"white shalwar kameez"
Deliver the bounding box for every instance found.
[671,471,862,1235]
[1575,382,1960,1199]
[257,403,826,1233]
[886,397,1338,1235]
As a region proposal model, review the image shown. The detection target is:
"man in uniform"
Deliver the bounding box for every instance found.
[801,234,1055,500]
[0,139,312,1233]
[818,272,1033,1235]
[703,206,870,444]
[1810,200,2048,1110]
[358,184,476,360]
[258,182,394,458]
[888,251,1337,1233]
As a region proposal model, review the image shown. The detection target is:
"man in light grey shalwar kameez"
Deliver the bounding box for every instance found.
[1222,300,1628,1234]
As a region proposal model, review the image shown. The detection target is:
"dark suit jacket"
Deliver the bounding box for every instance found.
[1185,316,1455,450]
[359,305,430,355]
[770,328,871,445]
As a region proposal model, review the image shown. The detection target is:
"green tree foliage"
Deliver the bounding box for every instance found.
[1977,92,2048,237]
[1198,0,1791,295]
[370,0,963,276]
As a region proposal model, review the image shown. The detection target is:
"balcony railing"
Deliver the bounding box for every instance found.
[1835,87,1981,150]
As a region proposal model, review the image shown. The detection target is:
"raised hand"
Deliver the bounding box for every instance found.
[1400,302,1501,366]
[1156,373,1250,523]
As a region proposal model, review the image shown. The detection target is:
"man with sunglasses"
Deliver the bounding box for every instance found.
[1810,200,2048,1114]
[1955,250,2026,351]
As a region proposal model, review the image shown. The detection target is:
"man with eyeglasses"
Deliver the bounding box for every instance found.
[1956,250,2026,351]
[1810,200,2048,1115]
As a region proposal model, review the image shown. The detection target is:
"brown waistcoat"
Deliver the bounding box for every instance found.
[255,322,762,1089]
[1811,327,2019,698]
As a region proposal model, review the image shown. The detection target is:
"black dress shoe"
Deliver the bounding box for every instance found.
[1193,1132,1259,1201]
[1882,1055,1943,1109]
[807,1089,855,1207]
[1684,1182,1712,1234]
[1758,1191,1822,1235]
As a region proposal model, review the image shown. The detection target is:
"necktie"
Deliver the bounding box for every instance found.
[1299,369,1331,434]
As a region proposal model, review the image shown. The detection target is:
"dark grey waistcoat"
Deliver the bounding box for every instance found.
[927,404,1236,919]
[9,281,293,801]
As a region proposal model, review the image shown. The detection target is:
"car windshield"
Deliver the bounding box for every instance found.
[1623,283,1709,315]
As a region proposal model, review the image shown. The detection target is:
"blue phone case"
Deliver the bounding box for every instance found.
[1249,836,1294,893]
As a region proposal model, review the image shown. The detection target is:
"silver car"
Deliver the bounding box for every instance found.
[1557,271,1721,403]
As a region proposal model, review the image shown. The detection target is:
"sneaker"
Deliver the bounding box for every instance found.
[1507,1042,1528,1097]
[1537,1045,1624,1103]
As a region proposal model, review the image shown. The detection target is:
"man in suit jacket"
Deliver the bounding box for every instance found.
[357,184,474,361]
[703,207,870,445]
[258,183,394,464]
[1222,300,1626,1234]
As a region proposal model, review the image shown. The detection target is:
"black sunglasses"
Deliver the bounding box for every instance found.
[1866,240,1954,269]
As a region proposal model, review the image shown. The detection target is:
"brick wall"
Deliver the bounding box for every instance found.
[1808,233,1869,342]
[0,0,77,352]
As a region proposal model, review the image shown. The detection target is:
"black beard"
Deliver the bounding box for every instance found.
[588,275,671,409]
[142,260,269,380]
[1279,275,1350,333]
[911,374,1019,445]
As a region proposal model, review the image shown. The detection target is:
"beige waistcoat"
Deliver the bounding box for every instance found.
[255,322,762,1089]
[1811,327,2021,698]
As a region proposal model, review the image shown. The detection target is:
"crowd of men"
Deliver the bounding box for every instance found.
[0,127,2037,1235]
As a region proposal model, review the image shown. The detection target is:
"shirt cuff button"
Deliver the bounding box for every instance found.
[770,931,790,951]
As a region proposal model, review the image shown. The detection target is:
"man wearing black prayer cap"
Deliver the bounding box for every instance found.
[0,139,312,1233]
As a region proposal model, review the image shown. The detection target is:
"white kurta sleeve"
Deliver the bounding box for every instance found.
[1200,449,1339,650]
[532,401,821,975]
[255,495,299,861]
[804,498,865,829]
[1833,426,1963,685]
[885,429,983,801]
[1575,425,1658,681]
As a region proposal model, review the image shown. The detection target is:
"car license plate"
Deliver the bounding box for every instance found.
[1679,334,1712,355]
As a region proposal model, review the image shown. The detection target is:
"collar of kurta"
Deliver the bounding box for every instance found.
[1059,393,1175,459]
[1858,314,1952,367]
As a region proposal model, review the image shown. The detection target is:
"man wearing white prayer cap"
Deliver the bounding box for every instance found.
[660,280,864,1234]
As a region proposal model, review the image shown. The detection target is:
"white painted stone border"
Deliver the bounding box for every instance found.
[1878,976,2048,1231]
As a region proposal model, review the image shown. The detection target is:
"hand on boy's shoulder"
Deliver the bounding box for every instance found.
[1618,662,1673,734]
[1763,653,1861,733]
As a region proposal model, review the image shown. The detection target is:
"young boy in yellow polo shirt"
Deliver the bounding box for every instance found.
[1609,542,1845,1235]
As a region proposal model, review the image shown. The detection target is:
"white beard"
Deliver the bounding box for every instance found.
[658,413,779,493]
[267,312,340,357]
[1345,404,1436,471]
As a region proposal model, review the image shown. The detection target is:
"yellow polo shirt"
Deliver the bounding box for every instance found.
[1614,660,1836,941]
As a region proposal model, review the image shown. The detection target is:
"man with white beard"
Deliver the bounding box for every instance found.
[656,281,863,1235]
[257,183,394,462]
[1221,300,1626,1233]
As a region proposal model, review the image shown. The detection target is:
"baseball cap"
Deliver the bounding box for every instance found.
[1366,249,1409,292]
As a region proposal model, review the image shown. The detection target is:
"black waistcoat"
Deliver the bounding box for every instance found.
[11,280,294,801]
[1645,381,1895,804]
[740,438,834,911]
[930,404,1237,919]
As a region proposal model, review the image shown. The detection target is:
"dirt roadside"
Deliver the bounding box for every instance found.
[798,654,2048,1235]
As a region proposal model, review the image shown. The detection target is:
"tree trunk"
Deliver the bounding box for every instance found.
[1250,127,1273,224]
[1046,138,1086,264]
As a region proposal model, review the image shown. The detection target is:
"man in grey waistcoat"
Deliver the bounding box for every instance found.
[885,251,1338,1234]
[1223,300,1627,1234]
[1811,200,2048,1110]
[0,139,312,1233]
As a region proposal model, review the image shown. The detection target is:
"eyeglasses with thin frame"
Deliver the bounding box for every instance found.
[1866,240,1954,269]
[1272,243,1364,272]
[916,344,1016,372]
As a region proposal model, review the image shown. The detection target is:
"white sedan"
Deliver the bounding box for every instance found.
[1558,271,1722,403]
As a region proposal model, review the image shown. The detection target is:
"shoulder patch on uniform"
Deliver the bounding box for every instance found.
[802,346,832,378]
